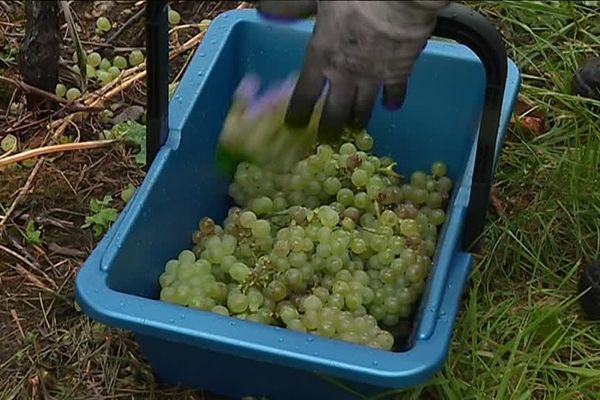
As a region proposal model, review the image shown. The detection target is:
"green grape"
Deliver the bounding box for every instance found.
[168,8,181,25]
[113,55,128,69]
[340,142,357,155]
[250,196,273,215]
[437,176,452,193]
[376,331,394,350]
[431,161,447,177]
[240,210,257,228]
[312,287,330,302]
[266,280,287,302]
[55,83,67,98]
[323,177,342,196]
[278,303,299,324]
[86,64,97,79]
[380,210,398,227]
[285,268,304,289]
[429,209,445,226]
[355,132,374,151]
[229,262,250,282]
[353,192,369,209]
[287,318,306,332]
[129,50,145,66]
[302,310,320,330]
[303,295,323,311]
[336,188,354,206]
[227,290,249,314]
[345,292,363,310]
[319,207,339,228]
[65,87,82,101]
[96,70,112,86]
[400,219,419,237]
[410,171,428,189]
[96,16,112,32]
[248,288,264,312]
[351,169,368,187]
[199,18,212,30]
[427,192,443,208]
[100,57,112,71]
[87,52,102,67]
[251,219,271,237]
[317,144,334,161]
[211,305,230,316]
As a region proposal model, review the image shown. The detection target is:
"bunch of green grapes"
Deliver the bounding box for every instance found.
[158,130,452,352]
[55,47,146,100]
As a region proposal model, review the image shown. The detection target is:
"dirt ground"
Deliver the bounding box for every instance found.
[1,2,246,399]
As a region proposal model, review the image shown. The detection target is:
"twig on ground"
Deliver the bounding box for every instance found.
[48,243,87,258]
[10,309,25,339]
[105,6,144,44]
[0,75,92,111]
[0,159,43,236]
[0,244,58,290]
[0,139,117,168]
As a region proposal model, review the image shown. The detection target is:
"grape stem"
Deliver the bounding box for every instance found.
[378,163,404,180]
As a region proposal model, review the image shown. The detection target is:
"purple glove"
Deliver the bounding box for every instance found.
[257,0,450,142]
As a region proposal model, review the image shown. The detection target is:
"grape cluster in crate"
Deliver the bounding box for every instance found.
[158,129,452,351]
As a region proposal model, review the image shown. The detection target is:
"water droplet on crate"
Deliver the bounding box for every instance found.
[440,310,446,316]
[210,40,216,45]
[197,71,204,77]
[169,319,175,323]
[306,336,314,343]
[230,321,237,326]
[278,338,284,343]
[180,314,186,320]
[199,52,206,58]
[119,301,124,307]
[372,361,378,366]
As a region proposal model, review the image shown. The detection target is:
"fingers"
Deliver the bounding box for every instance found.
[383,82,407,110]
[285,61,327,129]
[318,78,355,143]
[351,84,379,130]
[257,1,317,21]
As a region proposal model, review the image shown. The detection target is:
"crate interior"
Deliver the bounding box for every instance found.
[105,18,486,348]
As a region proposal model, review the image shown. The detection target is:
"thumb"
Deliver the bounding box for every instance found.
[257,1,317,21]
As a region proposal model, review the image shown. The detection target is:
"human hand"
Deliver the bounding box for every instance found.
[257,0,450,142]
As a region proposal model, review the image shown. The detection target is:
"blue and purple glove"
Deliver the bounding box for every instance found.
[257,0,450,142]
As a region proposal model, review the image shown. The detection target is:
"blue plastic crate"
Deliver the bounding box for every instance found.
[75,5,521,400]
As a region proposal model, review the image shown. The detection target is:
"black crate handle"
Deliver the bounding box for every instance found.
[432,3,508,251]
[144,2,508,251]
[145,0,169,169]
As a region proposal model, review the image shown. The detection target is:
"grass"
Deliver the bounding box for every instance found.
[1,1,599,399]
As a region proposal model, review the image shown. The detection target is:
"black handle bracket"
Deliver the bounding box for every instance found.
[145,0,169,169]
[433,3,508,252]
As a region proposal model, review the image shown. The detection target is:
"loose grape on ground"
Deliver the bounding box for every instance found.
[158,129,452,352]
